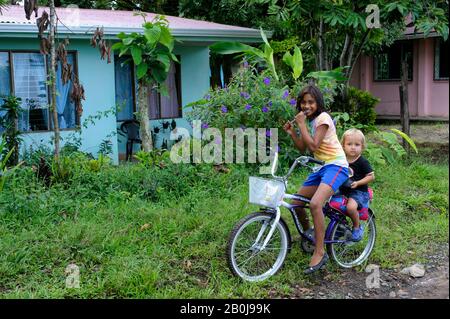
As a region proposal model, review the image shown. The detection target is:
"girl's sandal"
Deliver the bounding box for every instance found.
[304,253,329,275]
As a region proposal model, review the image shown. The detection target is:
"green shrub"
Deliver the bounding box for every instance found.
[333,86,379,131]
[186,66,298,163]
[0,95,22,166]
[365,129,418,166]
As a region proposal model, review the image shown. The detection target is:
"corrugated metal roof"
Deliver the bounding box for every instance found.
[0,5,267,42]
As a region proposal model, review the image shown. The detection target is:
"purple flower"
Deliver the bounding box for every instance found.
[221,105,228,113]
[204,94,211,101]
[243,60,249,68]
[245,104,252,110]
[263,77,271,86]
[266,129,272,137]
[289,98,297,106]
[214,137,222,145]
[282,90,289,99]
[262,106,269,113]
[201,123,209,129]
[268,101,273,107]
[240,92,250,99]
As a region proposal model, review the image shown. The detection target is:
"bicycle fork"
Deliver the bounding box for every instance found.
[251,208,281,251]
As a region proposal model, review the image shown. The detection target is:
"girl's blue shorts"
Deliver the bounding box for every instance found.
[303,164,349,193]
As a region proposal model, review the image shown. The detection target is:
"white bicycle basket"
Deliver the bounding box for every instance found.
[249,176,286,208]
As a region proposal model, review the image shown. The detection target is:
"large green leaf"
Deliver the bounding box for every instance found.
[144,25,161,44]
[210,42,262,56]
[118,45,129,57]
[137,63,148,79]
[260,27,270,47]
[131,46,142,65]
[157,53,171,72]
[150,63,168,84]
[111,42,124,51]
[306,68,347,82]
[159,27,174,51]
[123,37,134,46]
[390,128,418,153]
[282,45,303,80]
[116,32,127,40]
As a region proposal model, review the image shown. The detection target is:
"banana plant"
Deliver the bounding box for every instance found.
[282,45,303,80]
[210,28,347,84]
[210,28,279,81]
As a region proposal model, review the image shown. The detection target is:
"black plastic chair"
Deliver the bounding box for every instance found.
[120,119,141,161]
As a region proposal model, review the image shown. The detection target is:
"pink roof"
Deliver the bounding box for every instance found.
[0,5,258,32]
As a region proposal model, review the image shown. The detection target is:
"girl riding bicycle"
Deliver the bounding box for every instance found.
[283,85,349,274]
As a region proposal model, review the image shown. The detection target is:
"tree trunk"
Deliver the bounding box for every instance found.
[346,30,370,86]
[340,34,351,68]
[137,82,153,152]
[318,18,324,70]
[49,1,60,159]
[400,54,410,153]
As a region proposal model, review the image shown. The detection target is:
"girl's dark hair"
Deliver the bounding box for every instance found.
[296,85,326,119]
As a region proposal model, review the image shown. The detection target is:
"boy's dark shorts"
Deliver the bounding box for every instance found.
[347,189,370,210]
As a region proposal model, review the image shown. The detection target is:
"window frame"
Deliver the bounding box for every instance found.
[434,37,449,81]
[149,57,183,120]
[114,55,182,122]
[0,49,81,133]
[373,41,414,82]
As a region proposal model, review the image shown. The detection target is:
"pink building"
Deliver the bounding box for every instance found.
[350,31,449,121]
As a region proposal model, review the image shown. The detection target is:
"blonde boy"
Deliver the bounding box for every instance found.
[339,129,375,241]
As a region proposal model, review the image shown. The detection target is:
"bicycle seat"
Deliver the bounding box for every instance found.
[328,191,372,221]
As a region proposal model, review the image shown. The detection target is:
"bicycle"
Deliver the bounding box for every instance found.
[226,151,377,282]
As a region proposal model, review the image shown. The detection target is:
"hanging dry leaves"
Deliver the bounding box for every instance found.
[70,80,85,116]
[56,38,73,85]
[36,10,49,38]
[37,10,50,55]
[90,27,111,64]
[24,0,39,20]
[39,36,51,55]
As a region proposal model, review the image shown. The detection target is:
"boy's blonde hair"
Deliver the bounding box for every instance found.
[341,128,366,150]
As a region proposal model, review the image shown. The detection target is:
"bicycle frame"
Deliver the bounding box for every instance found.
[255,152,354,250]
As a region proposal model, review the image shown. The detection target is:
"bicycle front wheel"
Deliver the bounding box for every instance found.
[327,210,376,268]
[227,212,291,282]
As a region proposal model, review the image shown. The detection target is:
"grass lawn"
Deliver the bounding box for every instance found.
[0,150,448,298]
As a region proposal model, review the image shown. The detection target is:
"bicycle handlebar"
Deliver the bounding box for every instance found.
[301,157,325,166]
[270,150,325,181]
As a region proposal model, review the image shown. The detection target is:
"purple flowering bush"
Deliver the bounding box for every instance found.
[187,65,300,163]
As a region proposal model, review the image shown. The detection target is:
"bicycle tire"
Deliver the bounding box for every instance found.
[327,209,376,268]
[226,212,291,282]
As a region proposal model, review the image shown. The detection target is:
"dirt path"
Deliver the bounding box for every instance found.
[376,123,449,145]
[281,243,449,299]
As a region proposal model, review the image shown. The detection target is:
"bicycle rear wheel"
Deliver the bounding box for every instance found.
[327,210,376,268]
[227,212,291,282]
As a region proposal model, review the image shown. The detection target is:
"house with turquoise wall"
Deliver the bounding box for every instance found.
[0,5,263,163]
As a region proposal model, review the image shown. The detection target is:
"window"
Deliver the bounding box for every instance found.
[114,55,135,121]
[53,54,77,129]
[13,53,50,131]
[0,51,79,132]
[374,41,413,81]
[435,38,449,80]
[114,55,182,121]
[0,52,11,132]
[148,62,182,119]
